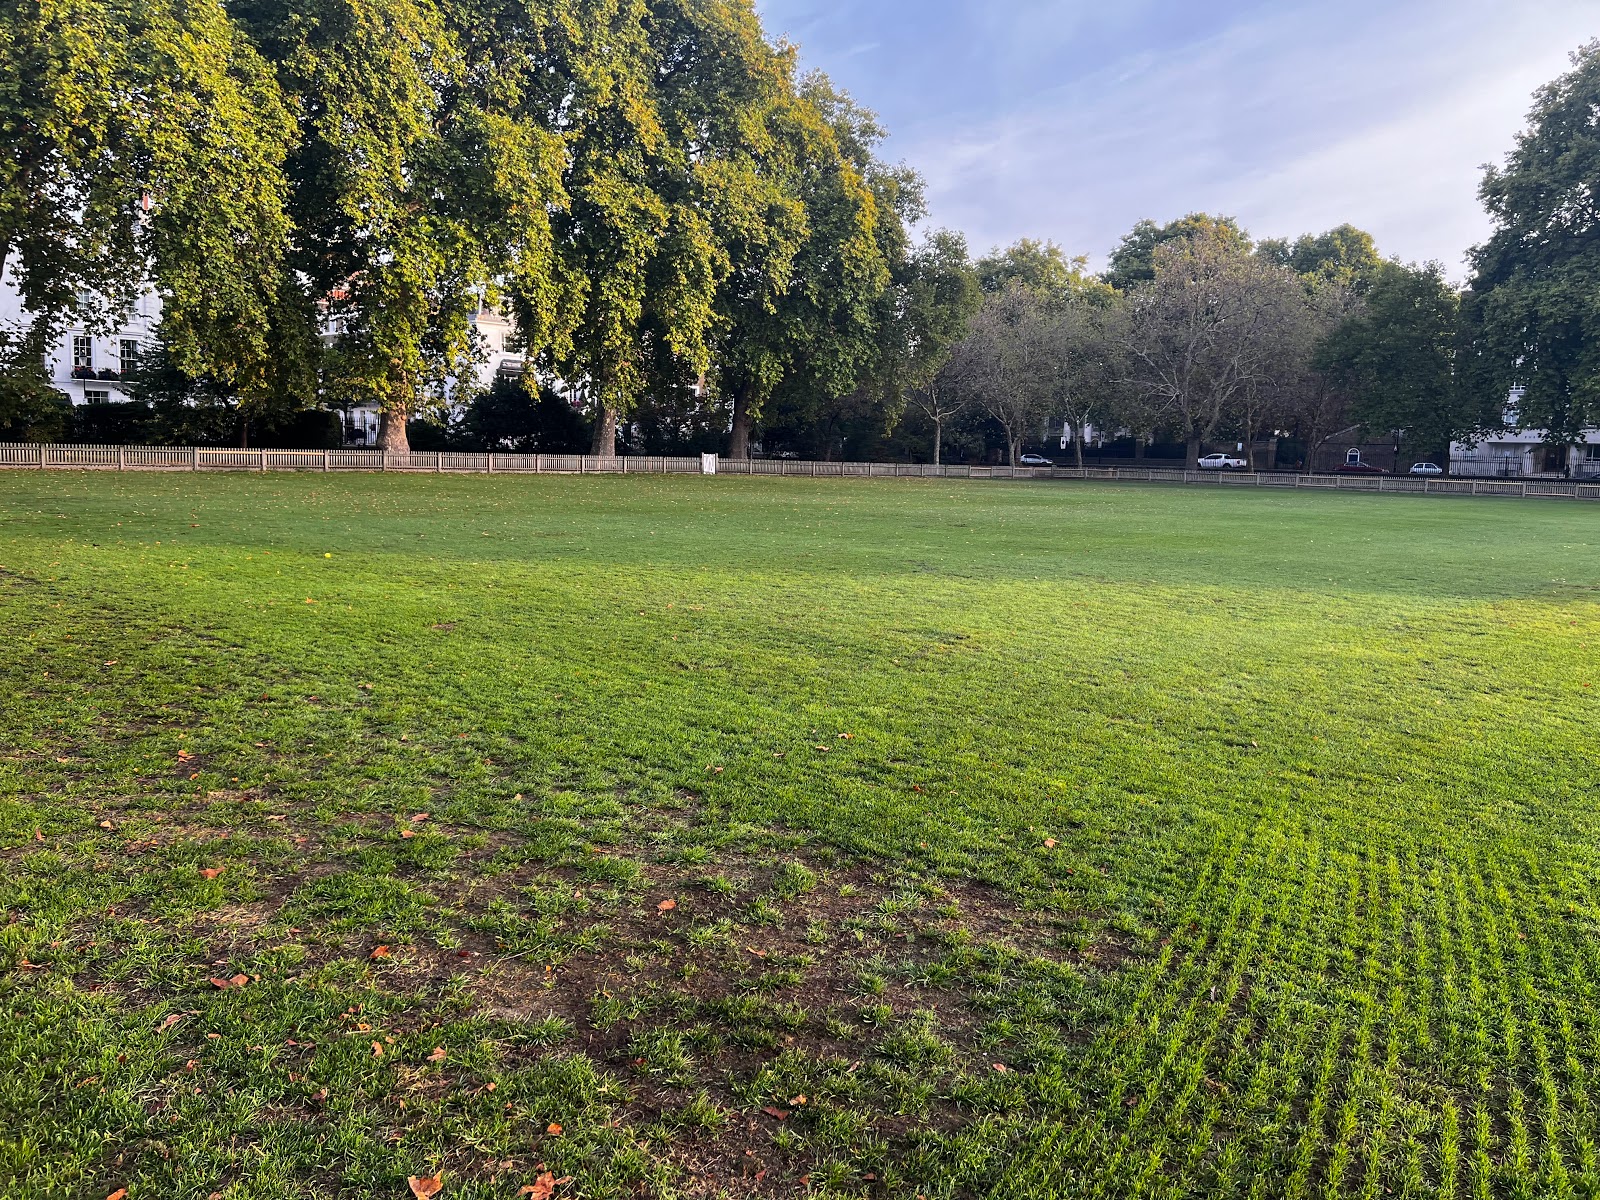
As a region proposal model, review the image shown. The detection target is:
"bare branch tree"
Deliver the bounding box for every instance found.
[1121,230,1306,467]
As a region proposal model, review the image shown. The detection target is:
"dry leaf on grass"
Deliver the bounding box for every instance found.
[407,1175,443,1198]
[158,1013,184,1032]
[400,830,416,839]
[545,1122,562,1135]
[761,1106,790,1120]
[427,1047,446,1063]
[656,899,676,912]
[209,974,249,990]
[199,867,224,879]
[105,1190,127,1200]
[370,945,392,959]
[519,1173,571,1199]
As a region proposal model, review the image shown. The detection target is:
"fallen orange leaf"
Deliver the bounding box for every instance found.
[411,813,430,823]
[105,1190,128,1200]
[407,1175,443,1198]
[372,1041,384,1057]
[200,867,224,879]
[546,1122,562,1135]
[1043,838,1057,849]
[762,1106,790,1120]
[400,829,416,839]
[427,1047,446,1063]
[656,899,676,912]
[519,1173,557,1199]
[370,945,392,959]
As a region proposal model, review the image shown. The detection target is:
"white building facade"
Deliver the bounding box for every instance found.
[1450,390,1600,480]
[0,278,160,410]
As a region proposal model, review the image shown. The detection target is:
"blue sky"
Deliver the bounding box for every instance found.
[754,0,1596,275]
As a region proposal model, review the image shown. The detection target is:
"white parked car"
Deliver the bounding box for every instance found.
[1018,453,1054,466]
[1409,462,1444,476]
[1198,453,1248,470]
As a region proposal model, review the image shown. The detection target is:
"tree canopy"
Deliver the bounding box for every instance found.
[1462,39,1600,450]
[3,9,1596,469]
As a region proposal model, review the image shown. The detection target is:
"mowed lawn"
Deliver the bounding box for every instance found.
[2,473,1598,1200]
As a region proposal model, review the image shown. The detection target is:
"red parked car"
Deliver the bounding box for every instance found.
[1335,460,1386,475]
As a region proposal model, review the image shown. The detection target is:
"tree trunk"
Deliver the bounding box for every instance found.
[376,406,410,453]
[1134,438,1146,461]
[590,402,618,457]
[1186,432,1202,469]
[728,385,753,460]
[1073,432,1084,468]
[1008,436,1021,466]
[933,417,942,466]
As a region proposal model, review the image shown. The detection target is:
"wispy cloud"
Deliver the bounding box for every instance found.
[757,0,1596,268]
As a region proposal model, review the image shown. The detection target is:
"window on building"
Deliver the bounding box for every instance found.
[83,389,111,405]
[72,336,92,370]
[120,339,138,376]
[1585,446,1600,463]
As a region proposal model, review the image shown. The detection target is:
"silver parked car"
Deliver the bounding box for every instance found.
[1409,462,1444,476]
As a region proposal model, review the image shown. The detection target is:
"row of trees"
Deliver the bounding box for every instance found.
[2,2,1596,463]
[906,42,1600,470]
[913,220,1473,469]
[2,0,958,454]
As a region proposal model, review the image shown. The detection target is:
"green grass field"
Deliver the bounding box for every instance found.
[2,472,1598,1200]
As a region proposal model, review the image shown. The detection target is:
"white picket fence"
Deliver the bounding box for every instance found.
[1,442,1597,501]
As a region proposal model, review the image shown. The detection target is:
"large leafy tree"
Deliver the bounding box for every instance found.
[1,0,295,415]
[233,0,570,451]
[1462,40,1600,454]
[716,73,891,459]
[975,238,1078,296]
[1316,261,1480,464]
[1257,224,1383,294]
[1104,213,1251,291]
[540,0,720,457]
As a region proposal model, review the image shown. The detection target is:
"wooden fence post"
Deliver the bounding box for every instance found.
[191,446,199,471]
[323,450,330,472]
[118,447,125,471]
